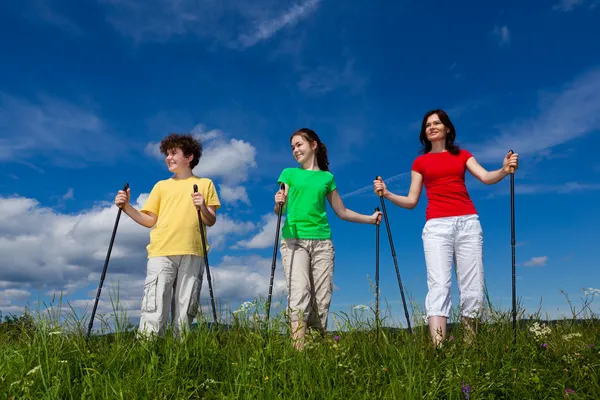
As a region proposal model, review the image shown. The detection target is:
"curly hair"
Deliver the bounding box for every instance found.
[159,133,203,169]
[290,128,329,171]
[419,109,460,155]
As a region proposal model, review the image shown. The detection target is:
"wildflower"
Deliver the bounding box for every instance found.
[461,380,471,399]
[27,365,41,376]
[265,376,269,382]
[565,388,575,395]
[48,330,61,336]
[583,287,600,296]
[528,322,551,339]
[563,333,582,340]
[233,300,256,315]
[449,335,454,341]
[541,343,548,349]
[587,344,595,349]
[58,360,67,364]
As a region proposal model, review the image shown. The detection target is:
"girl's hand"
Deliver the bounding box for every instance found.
[503,151,519,174]
[274,188,286,204]
[371,210,383,225]
[373,178,388,197]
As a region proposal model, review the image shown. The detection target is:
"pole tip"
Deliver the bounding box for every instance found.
[193,184,198,192]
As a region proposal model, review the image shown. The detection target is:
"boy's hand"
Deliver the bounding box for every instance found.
[192,192,206,209]
[115,188,130,209]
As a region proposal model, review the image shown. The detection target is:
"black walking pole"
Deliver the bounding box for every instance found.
[86,182,129,342]
[193,184,218,326]
[375,176,412,334]
[509,150,517,344]
[266,183,286,325]
[375,206,380,341]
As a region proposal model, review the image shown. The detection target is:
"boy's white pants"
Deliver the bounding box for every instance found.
[138,255,205,337]
[280,239,335,331]
[422,214,484,319]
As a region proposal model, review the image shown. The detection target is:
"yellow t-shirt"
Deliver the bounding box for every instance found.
[141,176,221,258]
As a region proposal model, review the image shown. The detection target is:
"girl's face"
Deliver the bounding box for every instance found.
[424,114,449,143]
[291,134,317,164]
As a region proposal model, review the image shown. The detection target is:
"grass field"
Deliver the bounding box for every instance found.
[1,290,599,399]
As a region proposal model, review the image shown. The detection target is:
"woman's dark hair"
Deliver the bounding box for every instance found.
[419,109,460,155]
[290,128,329,171]
[159,133,203,169]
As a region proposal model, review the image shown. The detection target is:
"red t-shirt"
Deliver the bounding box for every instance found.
[411,149,478,221]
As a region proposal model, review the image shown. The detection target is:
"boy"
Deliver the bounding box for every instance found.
[114,133,220,337]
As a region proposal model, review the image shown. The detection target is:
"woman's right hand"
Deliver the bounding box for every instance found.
[115,188,130,209]
[373,178,388,197]
[275,188,286,204]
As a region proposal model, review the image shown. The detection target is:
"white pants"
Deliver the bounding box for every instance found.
[422,214,484,319]
[280,239,335,331]
[138,255,205,337]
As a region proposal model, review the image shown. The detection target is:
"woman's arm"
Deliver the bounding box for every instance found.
[373,171,423,209]
[466,151,519,185]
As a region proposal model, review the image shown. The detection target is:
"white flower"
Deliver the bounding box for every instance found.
[27,365,41,376]
[233,300,256,315]
[529,322,551,338]
[584,287,600,296]
[48,330,61,336]
[563,333,583,340]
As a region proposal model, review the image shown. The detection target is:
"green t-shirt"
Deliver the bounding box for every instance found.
[277,167,337,240]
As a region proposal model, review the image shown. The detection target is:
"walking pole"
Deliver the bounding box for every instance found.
[194,184,218,326]
[375,176,412,334]
[86,182,129,342]
[375,206,380,341]
[266,183,286,325]
[509,150,517,344]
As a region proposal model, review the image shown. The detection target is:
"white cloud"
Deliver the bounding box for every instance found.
[552,0,598,11]
[298,59,368,96]
[62,188,74,201]
[466,67,600,162]
[235,213,282,249]
[218,185,250,205]
[342,172,410,199]
[27,0,83,35]
[99,0,321,49]
[0,93,124,165]
[0,194,255,298]
[487,182,600,198]
[492,25,510,46]
[523,256,548,267]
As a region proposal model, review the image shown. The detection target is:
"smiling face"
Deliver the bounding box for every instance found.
[164,147,193,173]
[424,113,450,143]
[290,134,317,165]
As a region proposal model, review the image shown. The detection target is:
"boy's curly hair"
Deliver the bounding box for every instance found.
[159,133,203,169]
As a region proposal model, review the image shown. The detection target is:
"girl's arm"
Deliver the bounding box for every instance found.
[327,189,380,224]
[373,171,423,209]
[466,151,519,185]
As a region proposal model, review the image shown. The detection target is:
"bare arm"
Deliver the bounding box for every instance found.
[327,189,378,224]
[200,205,217,227]
[122,204,158,228]
[374,171,423,209]
[466,151,518,185]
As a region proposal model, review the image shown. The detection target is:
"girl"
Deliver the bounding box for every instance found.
[373,109,518,347]
[274,128,381,350]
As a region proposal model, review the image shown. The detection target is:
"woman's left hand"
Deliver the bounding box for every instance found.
[502,151,519,174]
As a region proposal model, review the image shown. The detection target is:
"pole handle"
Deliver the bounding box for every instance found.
[508,150,515,174]
[375,176,384,196]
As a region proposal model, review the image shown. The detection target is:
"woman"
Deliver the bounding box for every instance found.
[373,109,518,347]
[275,128,381,350]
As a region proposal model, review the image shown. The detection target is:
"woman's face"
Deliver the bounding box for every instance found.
[424,113,449,143]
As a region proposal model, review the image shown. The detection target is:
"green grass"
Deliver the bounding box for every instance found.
[1,292,599,399]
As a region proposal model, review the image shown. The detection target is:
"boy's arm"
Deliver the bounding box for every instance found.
[123,204,158,228]
[200,179,220,227]
[200,205,217,227]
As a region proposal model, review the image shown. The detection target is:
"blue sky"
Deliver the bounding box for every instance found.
[1,0,599,330]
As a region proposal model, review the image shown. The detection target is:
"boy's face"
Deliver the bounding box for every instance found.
[165,147,193,173]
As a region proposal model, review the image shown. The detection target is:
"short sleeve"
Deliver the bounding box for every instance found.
[461,149,473,164]
[328,173,337,193]
[205,179,221,210]
[277,168,291,187]
[411,156,423,174]
[141,182,161,216]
